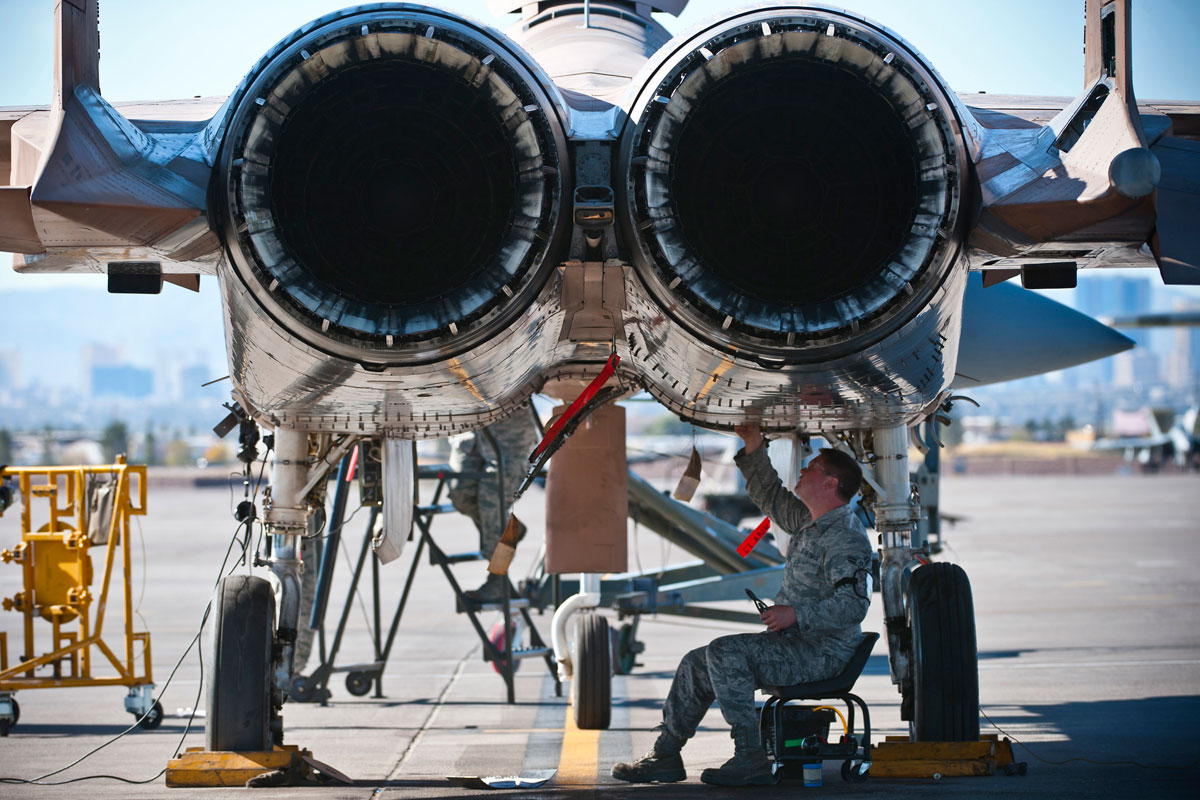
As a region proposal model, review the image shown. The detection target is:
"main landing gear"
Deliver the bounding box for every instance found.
[855,419,979,743]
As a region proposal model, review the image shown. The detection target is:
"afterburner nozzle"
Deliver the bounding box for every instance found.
[217,7,569,364]
[620,8,968,362]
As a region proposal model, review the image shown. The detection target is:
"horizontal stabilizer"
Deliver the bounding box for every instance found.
[0,186,42,254]
[952,273,1134,388]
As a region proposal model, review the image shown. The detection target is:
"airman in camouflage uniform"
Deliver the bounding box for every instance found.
[613,423,872,786]
[448,409,540,602]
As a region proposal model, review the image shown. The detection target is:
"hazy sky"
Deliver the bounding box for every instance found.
[0,0,1196,292]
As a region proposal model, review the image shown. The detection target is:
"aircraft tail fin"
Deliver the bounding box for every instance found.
[53,0,100,110]
[1150,407,1174,439]
[1084,0,1136,109]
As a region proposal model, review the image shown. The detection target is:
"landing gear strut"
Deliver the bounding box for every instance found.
[864,422,979,741]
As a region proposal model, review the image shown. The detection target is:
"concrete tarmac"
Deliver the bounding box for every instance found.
[0,471,1197,798]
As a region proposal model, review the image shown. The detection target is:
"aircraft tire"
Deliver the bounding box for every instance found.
[573,613,612,730]
[908,562,979,741]
[206,575,275,752]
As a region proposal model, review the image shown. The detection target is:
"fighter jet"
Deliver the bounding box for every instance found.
[1,0,1196,751]
[1092,404,1200,469]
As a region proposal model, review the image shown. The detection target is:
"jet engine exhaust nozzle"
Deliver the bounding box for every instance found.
[622,10,967,361]
[218,9,567,364]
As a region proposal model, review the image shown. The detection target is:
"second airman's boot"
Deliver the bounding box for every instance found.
[699,725,775,786]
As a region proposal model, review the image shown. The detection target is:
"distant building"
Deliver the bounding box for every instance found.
[90,364,154,399]
[0,347,20,391]
[1112,348,1160,388]
[179,363,226,402]
[1073,275,1153,385]
[1163,301,1200,390]
[82,343,123,396]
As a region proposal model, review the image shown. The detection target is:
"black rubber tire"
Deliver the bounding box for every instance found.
[137,700,164,730]
[908,562,979,741]
[206,575,275,752]
[573,614,611,730]
[345,671,372,697]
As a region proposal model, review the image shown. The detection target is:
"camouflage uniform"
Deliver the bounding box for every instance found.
[447,410,540,557]
[659,443,872,738]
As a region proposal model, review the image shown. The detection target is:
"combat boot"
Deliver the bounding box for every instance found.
[611,727,687,783]
[699,725,775,786]
[464,573,509,604]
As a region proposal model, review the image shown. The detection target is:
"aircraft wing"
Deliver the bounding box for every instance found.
[1092,433,1173,451]
[1,94,228,290]
[959,92,1200,139]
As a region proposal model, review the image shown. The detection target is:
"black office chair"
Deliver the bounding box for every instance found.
[758,631,878,782]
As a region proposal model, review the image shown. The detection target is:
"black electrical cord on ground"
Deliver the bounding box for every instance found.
[0,447,273,785]
[980,706,1200,771]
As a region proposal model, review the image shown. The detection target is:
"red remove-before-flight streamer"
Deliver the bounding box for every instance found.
[737,517,771,558]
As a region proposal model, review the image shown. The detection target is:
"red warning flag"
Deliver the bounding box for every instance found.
[737,517,771,558]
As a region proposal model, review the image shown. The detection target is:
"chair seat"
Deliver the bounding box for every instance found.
[762,632,879,698]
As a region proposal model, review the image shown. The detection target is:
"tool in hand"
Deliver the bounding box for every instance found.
[745,588,769,614]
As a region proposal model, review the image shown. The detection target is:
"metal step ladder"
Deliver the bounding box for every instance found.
[291,454,560,706]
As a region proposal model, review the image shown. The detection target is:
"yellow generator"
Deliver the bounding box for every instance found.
[0,457,160,735]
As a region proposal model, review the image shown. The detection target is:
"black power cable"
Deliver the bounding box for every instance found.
[980,706,1200,771]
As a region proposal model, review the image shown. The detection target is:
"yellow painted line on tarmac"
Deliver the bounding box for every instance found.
[557,697,599,786]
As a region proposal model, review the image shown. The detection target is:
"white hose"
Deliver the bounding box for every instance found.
[551,573,601,680]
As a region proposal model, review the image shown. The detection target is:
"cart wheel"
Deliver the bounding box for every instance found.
[488,616,522,675]
[841,760,851,782]
[572,614,611,730]
[289,675,316,703]
[138,700,164,730]
[0,697,17,736]
[345,671,372,697]
[842,759,869,782]
[206,575,275,752]
[613,622,638,675]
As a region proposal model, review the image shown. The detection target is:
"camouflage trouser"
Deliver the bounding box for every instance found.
[447,412,540,557]
[661,632,850,738]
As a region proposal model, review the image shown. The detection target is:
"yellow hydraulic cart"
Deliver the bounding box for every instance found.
[0,457,160,735]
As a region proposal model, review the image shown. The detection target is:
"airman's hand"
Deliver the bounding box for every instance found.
[734,422,763,454]
[760,604,796,633]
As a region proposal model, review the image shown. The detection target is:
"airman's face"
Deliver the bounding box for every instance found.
[795,455,834,500]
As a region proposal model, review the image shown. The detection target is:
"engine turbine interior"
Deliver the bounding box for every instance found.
[216,8,570,366]
[620,9,967,362]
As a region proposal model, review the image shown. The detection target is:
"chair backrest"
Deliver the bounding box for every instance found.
[835,632,879,690]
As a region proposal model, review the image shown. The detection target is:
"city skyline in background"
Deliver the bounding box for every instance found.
[0,270,1197,437]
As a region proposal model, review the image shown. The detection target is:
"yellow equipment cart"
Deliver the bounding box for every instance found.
[0,457,160,735]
